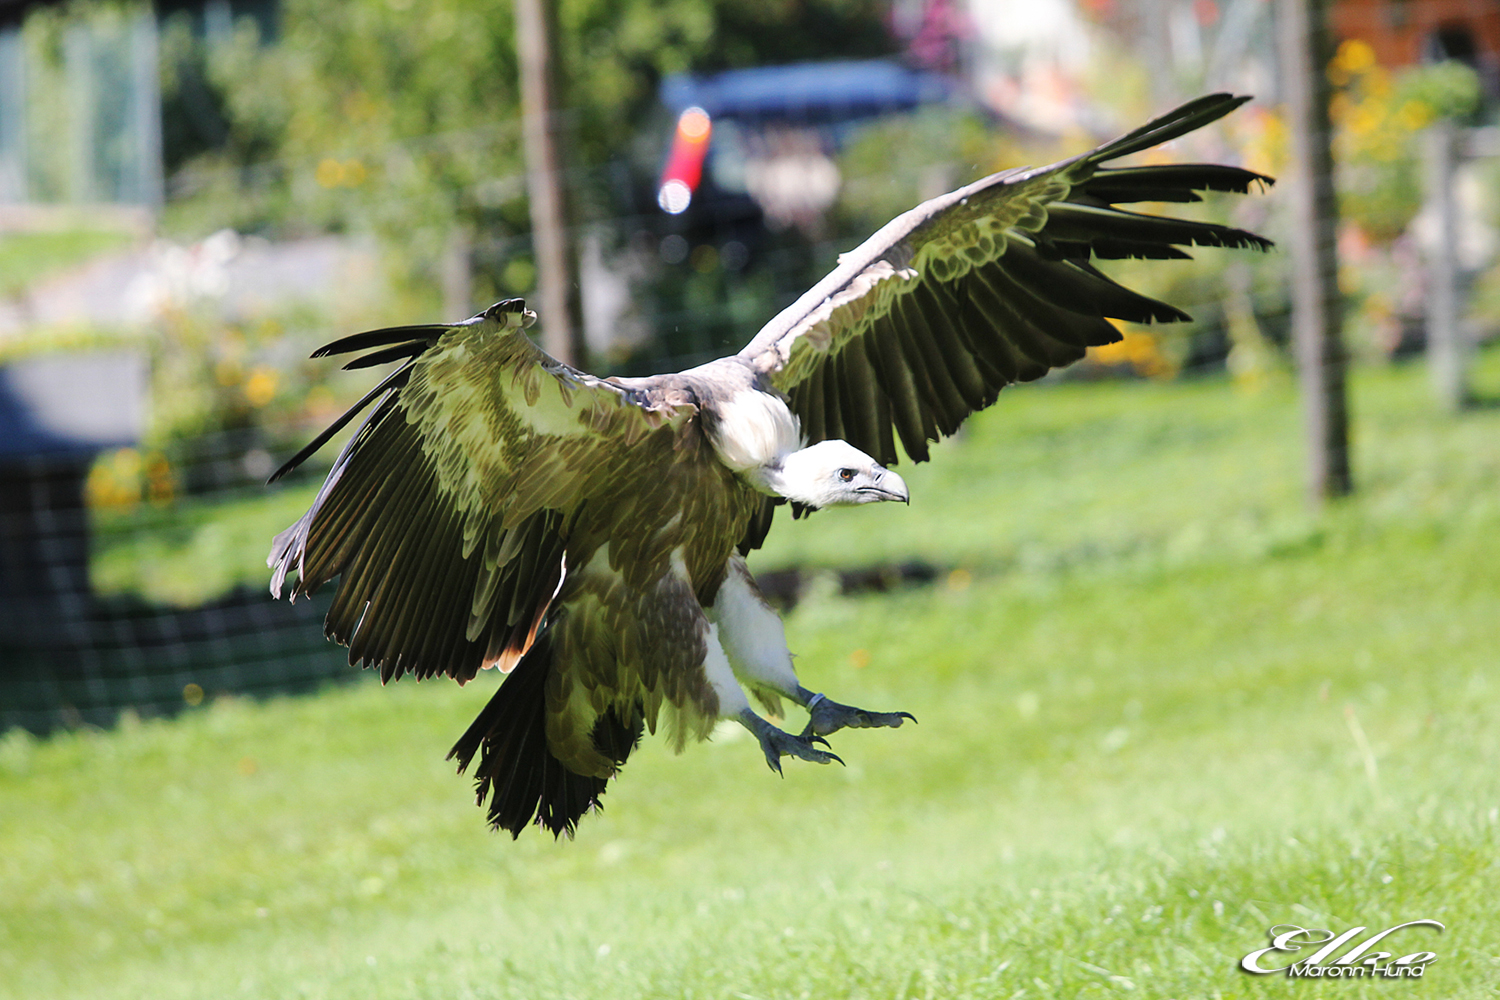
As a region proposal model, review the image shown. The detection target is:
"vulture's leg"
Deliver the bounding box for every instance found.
[793,687,916,739]
[710,555,914,744]
[703,619,840,770]
[709,556,801,718]
[738,708,842,772]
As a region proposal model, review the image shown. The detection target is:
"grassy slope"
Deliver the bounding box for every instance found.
[7,353,1500,999]
[0,230,136,299]
[92,486,325,606]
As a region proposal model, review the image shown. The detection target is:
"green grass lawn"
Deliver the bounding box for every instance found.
[9,351,1500,998]
[0,229,136,299]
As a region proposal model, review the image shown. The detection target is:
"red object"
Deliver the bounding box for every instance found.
[658,108,712,214]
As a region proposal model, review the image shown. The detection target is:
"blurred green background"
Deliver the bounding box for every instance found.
[3,0,1500,996]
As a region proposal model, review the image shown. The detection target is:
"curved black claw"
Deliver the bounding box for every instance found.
[739,710,844,774]
[801,692,917,739]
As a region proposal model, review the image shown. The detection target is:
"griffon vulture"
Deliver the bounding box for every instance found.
[268,93,1272,837]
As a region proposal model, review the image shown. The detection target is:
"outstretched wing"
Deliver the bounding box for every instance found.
[267,299,691,684]
[738,92,1273,467]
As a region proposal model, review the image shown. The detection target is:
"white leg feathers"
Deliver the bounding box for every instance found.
[704,554,911,770]
[707,555,801,716]
[700,623,751,718]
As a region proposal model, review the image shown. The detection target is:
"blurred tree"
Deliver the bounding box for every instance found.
[517,0,578,363]
[1277,0,1352,503]
[197,0,526,309]
[173,0,895,325]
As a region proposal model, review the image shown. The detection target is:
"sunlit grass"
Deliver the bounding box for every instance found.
[14,348,1500,998]
[0,229,136,299]
[91,484,321,605]
[97,348,1500,608]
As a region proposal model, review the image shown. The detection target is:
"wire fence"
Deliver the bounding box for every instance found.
[0,571,346,734]
[0,183,1294,739]
[0,27,1314,736]
[0,279,1283,739]
[0,423,357,734]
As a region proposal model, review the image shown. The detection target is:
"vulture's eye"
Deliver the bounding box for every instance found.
[838,468,855,482]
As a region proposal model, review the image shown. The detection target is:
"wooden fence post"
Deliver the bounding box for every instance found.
[1423,120,1470,411]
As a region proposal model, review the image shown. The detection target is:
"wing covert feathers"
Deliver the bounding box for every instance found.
[739,92,1273,468]
[270,303,757,836]
[267,307,697,687]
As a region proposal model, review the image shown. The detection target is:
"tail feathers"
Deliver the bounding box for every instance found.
[448,629,643,839]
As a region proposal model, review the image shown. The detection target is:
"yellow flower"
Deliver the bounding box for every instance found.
[1397,100,1433,131]
[244,367,279,407]
[316,158,343,188]
[1334,39,1376,75]
[1090,329,1178,379]
[1349,105,1382,137]
[145,451,174,506]
[86,448,143,510]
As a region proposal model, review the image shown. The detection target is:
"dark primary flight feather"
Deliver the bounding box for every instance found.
[268,94,1271,837]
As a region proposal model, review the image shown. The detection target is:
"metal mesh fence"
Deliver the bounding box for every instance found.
[0,425,356,735]
[0,44,1296,736]
[0,574,347,734]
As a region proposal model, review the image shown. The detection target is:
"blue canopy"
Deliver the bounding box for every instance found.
[660,59,956,126]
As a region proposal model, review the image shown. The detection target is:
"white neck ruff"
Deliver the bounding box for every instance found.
[707,390,803,488]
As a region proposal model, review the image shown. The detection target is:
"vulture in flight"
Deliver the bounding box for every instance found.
[268,93,1272,838]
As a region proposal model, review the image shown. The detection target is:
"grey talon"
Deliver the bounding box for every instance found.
[799,692,917,739]
[738,709,842,771]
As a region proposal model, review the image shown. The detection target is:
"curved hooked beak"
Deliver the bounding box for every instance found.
[858,468,909,504]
